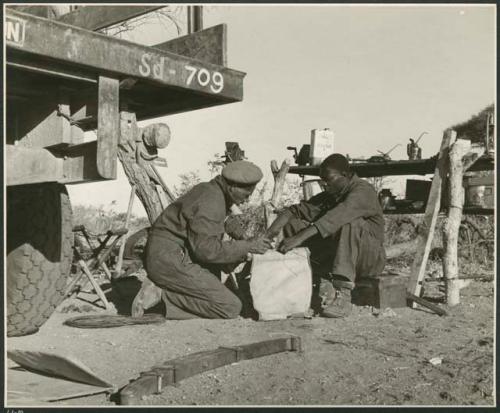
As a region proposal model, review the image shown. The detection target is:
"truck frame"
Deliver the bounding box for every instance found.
[5,5,245,336]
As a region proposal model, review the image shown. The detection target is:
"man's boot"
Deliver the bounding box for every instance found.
[131,277,162,317]
[319,277,353,318]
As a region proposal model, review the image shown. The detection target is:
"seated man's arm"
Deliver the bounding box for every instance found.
[313,185,379,239]
[266,194,326,239]
[278,224,318,253]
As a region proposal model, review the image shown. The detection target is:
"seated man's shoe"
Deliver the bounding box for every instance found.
[319,278,353,318]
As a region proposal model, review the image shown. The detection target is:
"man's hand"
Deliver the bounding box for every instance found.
[278,235,303,254]
[277,225,319,254]
[265,228,279,240]
[248,237,273,254]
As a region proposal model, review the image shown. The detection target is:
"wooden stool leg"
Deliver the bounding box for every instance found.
[100,262,113,281]
[64,271,85,297]
[78,259,111,310]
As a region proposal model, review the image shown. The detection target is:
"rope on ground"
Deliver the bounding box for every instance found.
[63,313,166,329]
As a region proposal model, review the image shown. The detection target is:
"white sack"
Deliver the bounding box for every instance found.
[250,247,312,320]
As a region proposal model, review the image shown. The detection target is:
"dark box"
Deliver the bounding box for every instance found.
[405,179,431,203]
[352,273,409,309]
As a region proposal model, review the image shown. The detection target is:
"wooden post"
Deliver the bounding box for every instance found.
[407,129,456,303]
[264,159,291,232]
[443,139,470,305]
[114,185,136,278]
[443,140,486,305]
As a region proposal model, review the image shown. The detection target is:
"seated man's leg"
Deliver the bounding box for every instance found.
[146,240,242,319]
[331,217,385,283]
[320,217,385,318]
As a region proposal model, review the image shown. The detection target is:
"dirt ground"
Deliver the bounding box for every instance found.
[6,272,495,407]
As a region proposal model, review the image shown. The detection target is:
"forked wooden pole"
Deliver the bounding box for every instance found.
[264,159,291,227]
[264,159,291,244]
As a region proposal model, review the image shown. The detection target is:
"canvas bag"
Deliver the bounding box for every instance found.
[250,247,312,320]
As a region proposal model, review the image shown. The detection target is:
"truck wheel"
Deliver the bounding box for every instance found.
[7,183,73,337]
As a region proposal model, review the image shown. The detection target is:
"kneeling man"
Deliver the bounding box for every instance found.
[144,161,272,319]
[266,154,386,318]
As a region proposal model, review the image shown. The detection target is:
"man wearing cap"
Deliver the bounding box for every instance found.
[141,160,272,319]
[266,154,386,318]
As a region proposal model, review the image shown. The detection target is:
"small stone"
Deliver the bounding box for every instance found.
[429,357,442,366]
[380,308,397,318]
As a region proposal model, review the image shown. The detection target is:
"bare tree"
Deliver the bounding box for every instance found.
[99,6,185,38]
[365,176,393,194]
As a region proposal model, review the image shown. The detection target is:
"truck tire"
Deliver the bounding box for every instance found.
[7,183,73,337]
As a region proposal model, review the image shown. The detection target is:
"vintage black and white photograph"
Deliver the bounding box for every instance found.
[4,2,496,407]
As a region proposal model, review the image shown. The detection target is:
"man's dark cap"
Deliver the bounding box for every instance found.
[222,160,263,186]
[320,153,351,174]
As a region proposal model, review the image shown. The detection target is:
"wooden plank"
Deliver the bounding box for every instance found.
[97,75,119,180]
[119,337,301,405]
[407,129,457,300]
[407,292,448,316]
[56,6,163,31]
[7,350,114,388]
[154,24,227,66]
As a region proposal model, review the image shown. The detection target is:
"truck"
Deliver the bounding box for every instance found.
[5,5,245,336]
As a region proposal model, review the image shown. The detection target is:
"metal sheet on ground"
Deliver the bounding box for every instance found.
[7,360,112,405]
[7,350,114,388]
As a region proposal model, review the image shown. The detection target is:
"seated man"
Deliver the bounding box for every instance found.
[142,160,272,319]
[266,154,386,318]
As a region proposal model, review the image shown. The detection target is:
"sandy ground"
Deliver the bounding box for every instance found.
[5,276,495,407]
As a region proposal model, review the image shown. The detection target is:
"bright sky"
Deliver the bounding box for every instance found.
[67,4,496,216]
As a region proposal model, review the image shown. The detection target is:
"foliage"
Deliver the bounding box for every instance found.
[174,170,202,198]
[384,214,494,275]
[72,204,149,236]
[450,103,494,144]
[207,153,225,177]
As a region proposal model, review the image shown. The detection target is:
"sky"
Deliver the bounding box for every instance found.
[67,4,496,216]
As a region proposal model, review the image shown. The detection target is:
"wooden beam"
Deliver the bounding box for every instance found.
[407,129,456,301]
[288,156,494,178]
[6,145,62,186]
[56,6,163,31]
[97,75,119,180]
